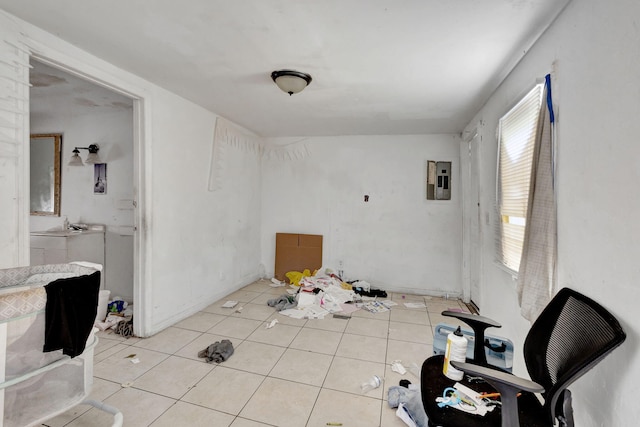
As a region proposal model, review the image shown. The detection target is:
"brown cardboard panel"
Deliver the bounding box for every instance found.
[298,247,322,270]
[274,233,323,281]
[276,233,299,247]
[299,234,323,248]
[275,233,297,281]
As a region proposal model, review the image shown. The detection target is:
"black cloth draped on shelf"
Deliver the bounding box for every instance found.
[43,271,100,357]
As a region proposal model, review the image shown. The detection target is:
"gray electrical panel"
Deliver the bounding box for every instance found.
[427,161,452,200]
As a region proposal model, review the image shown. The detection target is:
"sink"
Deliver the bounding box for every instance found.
[31,224,105,237]
[30,230,84,237]
[30,229,105,237]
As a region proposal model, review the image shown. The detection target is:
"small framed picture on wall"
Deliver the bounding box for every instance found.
[94,163,107,194]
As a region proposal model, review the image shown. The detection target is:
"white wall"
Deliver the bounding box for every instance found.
[149,99,262,330]
[0,10,263,336]
[468,0,640,425]
[261,134,462,296]
[0,16,29,268]
[30,103,135,301]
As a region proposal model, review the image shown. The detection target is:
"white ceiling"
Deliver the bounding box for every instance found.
[30,60,133,123]
[1,0,570,137]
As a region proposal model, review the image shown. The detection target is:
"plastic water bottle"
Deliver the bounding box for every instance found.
[360,375,383,393]
[407,362,421,378]
[443,326,468,381]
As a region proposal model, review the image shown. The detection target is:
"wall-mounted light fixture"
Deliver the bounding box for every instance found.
[271,70,312,95]
[69,144,101,166]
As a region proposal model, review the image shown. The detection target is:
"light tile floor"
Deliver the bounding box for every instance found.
[42,279,469,427]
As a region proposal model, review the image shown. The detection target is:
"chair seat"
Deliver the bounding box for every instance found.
[421,355,549,427]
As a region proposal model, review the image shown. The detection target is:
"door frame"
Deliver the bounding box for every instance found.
[461,124,482,308]
[25,49,151,337]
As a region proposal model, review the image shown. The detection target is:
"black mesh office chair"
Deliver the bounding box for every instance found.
[421,288,626,427]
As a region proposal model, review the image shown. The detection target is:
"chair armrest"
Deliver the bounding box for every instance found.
[451,361,544,427]
[450,361,543,393]
[442,311,501,365]
[442,311,501,329]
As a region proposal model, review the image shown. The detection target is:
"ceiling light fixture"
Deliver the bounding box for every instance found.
[69,144,101,166]
[271,70,312,96]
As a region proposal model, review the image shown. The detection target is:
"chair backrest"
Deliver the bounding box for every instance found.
[523,288,626,423]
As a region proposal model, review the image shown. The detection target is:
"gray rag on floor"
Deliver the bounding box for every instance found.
[198,339,234,363]
[388,386,429,427]
[267,295,298,311]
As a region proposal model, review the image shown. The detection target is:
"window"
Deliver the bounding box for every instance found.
[496,84,544,272]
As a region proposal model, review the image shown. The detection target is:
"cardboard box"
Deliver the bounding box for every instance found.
[274,233,323,281]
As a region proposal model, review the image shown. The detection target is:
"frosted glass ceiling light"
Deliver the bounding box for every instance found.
[69,144,101,165]
[271,70,312,95]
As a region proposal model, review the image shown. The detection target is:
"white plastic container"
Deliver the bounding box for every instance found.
[443,326,468,380]
[95,290,111,323]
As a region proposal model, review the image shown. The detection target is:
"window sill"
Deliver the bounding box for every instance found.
[493,260,518,281]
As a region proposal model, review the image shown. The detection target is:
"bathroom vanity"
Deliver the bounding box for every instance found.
[30,229,106,288]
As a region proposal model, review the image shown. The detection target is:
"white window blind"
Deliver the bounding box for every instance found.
[496,83,543,272]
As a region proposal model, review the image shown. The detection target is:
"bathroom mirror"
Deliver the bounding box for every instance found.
[30,133,62,216]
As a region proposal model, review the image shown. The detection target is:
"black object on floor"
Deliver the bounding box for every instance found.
[352,287,387,298]
[115,318,134,337]
[399,379,412,388]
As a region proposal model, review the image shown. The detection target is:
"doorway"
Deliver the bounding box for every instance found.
[29,58,137,308]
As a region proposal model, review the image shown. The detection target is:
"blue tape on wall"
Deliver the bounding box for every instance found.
[545,74,555,124]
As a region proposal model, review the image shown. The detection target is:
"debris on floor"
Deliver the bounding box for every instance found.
[337,303,359,315]
[388,384,429,427]
[391,360,407,374]
[350,280,388,298]
[95,313,123,331]
[267,295,297,311]
[107,298,127,314]
[266,319,278,329]
[403,302,427,309]
[360,375,383,393]
[285,269,312,286]
[221,300,238,308]
[95,296,135,336]
[332,313,351,320]
[198,339,235,363]
[396,403,419,427]
[270,278,285,287]
[269,267,399,320]
[362,300,393,313]
[114,317,134,338]
[407,362,421,378]
[279,304,329,320]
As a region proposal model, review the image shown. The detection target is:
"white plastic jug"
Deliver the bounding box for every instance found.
[443,326,468,381]
[95,290,111,323]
